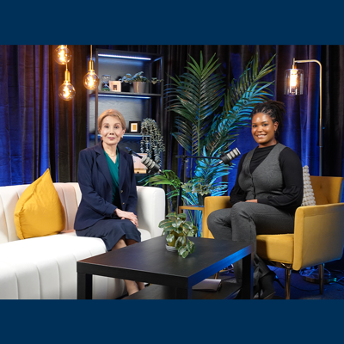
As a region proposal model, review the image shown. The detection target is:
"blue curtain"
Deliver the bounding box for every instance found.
[0,45,50,185]
[1,45,343,189]
[0,45,88,186]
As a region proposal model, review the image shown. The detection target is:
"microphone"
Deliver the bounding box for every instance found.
[141,155,162,174]
[126,148,162,174]
[215,148,241,167]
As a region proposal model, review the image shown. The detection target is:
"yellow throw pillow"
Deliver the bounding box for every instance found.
[14,169,66,239]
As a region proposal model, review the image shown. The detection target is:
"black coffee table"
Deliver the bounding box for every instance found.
[77,236,253,299]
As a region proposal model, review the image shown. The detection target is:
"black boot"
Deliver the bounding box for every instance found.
[259,271,276,299]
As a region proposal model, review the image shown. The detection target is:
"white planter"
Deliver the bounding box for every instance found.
[133,81,147,93]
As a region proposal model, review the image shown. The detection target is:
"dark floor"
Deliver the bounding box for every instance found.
[218,262,344,300]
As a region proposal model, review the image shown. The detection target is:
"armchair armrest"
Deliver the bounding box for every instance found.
[203,196,231,239]
[136,186,166,238]
[293,203,344,270]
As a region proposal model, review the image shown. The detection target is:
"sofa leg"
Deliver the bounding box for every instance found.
[285,268,292,299]
[319,263,324,294]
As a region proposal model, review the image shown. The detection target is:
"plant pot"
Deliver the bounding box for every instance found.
[133,82,147,93]
[165,244,178,252]
[197,194,206,206]
[121,82,131,92]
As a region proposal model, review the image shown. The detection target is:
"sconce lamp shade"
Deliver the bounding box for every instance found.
[53,45,72,65]
[58,69,76,101]
[83,59,99,90]
[284,68,304,95]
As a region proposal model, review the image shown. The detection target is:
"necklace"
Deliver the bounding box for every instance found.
[105,150,116,158]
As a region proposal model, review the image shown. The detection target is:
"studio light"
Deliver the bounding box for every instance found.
[58,64,76,101]
[83,45,99,90]
[53,45,72,65]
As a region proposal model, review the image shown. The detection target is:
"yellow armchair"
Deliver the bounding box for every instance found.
[203,176,344,299]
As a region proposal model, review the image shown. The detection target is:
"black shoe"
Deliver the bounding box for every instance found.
[259,271,277,299]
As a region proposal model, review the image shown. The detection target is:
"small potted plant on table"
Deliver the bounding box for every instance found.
[159,212,198,258]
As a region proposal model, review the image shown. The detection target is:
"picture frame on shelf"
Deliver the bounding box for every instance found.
[129,121,141,133]
[109,81,121,92]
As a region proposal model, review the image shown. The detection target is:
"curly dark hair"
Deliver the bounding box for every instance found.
[251,100,286,136]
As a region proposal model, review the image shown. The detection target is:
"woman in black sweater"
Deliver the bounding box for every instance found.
[207,100,303,299]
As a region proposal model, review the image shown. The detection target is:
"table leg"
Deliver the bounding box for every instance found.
[240,252,253,299]
[77,273,93,299]
[174,287,192,299]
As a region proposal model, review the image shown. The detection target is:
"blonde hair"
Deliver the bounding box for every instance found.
[98,109,126,131]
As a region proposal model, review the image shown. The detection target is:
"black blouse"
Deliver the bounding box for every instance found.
[230,144,303,214]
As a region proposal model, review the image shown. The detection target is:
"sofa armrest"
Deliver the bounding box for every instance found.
[136,186,166,238]
[293,203,344,270]
[203,196,231,239]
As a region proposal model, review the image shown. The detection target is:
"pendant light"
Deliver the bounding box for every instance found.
[58,64,76,101]
[83,45,99,90]
[53,45,72,65]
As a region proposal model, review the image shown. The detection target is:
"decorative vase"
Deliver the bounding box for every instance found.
[133,81,147,93]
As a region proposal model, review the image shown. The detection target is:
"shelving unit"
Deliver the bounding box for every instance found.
[86,48,164,153]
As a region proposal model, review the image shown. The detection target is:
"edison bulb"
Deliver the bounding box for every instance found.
[58,81,76,101]
[83,59,99,90]
[54,45,72,65]
[284,68,304,96]
[290,69,298,87]
[83,70,99,90]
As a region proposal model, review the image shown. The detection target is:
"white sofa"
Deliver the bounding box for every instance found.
[0,183,165,299]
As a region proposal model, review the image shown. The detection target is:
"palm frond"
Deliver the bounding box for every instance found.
[165,52,226,155]
[204,54,276,156]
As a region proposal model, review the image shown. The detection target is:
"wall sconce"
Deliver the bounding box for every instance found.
[284,57,323,176]
[83,45,99,90]
[53,45,72,65]
[58,64,76,101]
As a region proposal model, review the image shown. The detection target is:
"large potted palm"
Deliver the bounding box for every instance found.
[146,52,276,211]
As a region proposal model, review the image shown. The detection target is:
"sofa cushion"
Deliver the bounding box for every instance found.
[14,169,66,239]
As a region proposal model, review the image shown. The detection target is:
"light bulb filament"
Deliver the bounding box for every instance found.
[290,69,297,87]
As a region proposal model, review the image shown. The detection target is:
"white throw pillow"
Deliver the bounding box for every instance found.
[301,165,316,206]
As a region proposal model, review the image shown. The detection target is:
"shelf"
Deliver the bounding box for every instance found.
[95,91,161,98]
[87,48,164,151]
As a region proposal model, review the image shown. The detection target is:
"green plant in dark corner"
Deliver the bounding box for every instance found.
[159,212,198,258]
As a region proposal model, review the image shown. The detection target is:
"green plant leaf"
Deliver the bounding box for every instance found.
[160,219,173,227]
[178,246,189,258]
[175,235,183,248]
[188,240,195,254]
[166,233,176,243]
[177,212,187,220]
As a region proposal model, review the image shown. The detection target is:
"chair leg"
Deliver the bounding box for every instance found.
[319,263,324,294]
[285,268,292,299]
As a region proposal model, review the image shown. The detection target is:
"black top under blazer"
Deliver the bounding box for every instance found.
[74,142,137,230]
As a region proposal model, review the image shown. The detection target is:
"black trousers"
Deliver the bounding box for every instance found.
[207,202,295,287]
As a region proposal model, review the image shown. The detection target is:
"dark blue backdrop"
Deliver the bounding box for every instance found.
[2,45,343,188]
